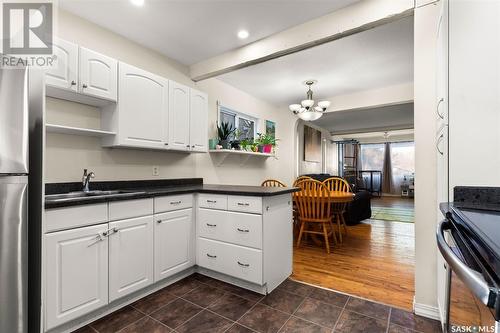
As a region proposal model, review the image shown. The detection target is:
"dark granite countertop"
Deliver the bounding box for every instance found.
[45,178,299,209]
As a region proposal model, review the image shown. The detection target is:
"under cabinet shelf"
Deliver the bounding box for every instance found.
[46,124,116,137]
[209,149,275,166]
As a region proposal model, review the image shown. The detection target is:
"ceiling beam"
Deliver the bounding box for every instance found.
[190,0,414,82]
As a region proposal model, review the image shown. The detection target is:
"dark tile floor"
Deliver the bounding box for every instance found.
[74,274,441,333]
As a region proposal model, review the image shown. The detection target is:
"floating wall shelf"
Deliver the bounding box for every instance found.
[46,124,116,137]
[209,149,275,166]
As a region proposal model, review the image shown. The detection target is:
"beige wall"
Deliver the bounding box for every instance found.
[45,9,297,186]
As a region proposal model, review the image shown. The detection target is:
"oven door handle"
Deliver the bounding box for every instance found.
[437,219,494,307]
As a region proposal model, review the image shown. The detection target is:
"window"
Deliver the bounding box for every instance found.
[360,143,385,171]
[219,106,257,141]
[390,141,415,191]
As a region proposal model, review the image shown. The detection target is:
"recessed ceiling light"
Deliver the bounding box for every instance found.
[237,30,249,39]
[130,0,144,6]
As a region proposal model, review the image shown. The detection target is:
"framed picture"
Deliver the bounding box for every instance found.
[304,125,321,162]
[265,120,276,139]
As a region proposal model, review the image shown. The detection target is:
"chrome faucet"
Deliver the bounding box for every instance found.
[82,169,95,193]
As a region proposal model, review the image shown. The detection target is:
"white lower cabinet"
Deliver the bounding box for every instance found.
[197,238,263,285]
[108,216,154,302]
[154,208,195,281]
[45,224,109,330]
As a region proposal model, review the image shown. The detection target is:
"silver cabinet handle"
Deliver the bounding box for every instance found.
[157,219,164,224]
[237,202,250,206]
[191,145,195,148]
[436,134,444,155]
[170,201,181,205]
[206,253,217,258]
[237,228,250,233]
[88,234,104,247]
[207,200,217,203]
[237,261,250,267]
[103,227,118,237]
[82,83,88,88]
[206,223,217,227]
[437,219,494,307]
[186,145,190,148]
[164,143,169,146]
[436,98,444,119]
[70,80,76,86]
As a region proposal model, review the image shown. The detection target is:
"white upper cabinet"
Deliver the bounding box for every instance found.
[168,81,191,151]
[108,216,154,302]
[154,208,195,281]
[79,47,118,101]
[103,62,169,150]
[189,89,209,152]
[45,38,78,92]
[45,224,109,330]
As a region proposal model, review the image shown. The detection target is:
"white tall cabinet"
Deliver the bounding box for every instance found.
[435,0,500,325]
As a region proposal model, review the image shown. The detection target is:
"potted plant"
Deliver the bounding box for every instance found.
[256,133,277,154]
[240,138,251,151]
[231,129,242,150]
[217,121,235,149]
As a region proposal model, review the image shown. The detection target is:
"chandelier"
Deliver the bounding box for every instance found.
[289,80,331,121]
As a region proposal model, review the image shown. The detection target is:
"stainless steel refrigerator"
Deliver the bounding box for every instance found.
[0,66,44,333]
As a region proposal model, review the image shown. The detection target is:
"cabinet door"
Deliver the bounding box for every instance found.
[109,216,154,302]
[154,208,194,281]
[79,47,117,101]
[45,224,108,330]
[168,81,190,151]
[45,38,78,91]
[118,63,169,149]
[189,89,208,152]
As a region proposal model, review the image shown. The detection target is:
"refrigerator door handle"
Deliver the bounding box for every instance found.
[436,219,495,307]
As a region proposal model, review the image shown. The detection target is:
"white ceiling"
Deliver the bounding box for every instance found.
[59,0,360,65]
[312,103,414,135]
[218,15,414,107]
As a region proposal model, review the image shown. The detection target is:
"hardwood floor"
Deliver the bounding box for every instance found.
[372,196,415,209]
[292,219,415,311]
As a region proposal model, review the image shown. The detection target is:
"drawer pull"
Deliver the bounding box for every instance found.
[237,228,250,233]
[206,223,217,227]
[170,200,182,205]
[237,261,250,267]
[206,253,217,258]
[237,202,250,206]
[157,220,164,224]
[207,200,217,203]
[87,234,104,247]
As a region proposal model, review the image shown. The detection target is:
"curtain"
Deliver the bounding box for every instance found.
[382,142,394,194]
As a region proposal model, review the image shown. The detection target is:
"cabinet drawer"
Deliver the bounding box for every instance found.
[228,196,262,214]
[197,194,227,210]
[155,194,193,213]
[109,198,153,221]
[45,203,108,233]
[197,238,263,285]
[197,209,262,249]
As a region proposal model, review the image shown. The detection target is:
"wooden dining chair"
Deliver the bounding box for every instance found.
[322,177,351,242]
[261,179,287,187]
[293,176,312,187]
[293,179,337,253]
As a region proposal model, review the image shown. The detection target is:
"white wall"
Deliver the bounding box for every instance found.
[45,9,297,186]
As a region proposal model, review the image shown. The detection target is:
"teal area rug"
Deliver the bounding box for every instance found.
[371,206,415,223]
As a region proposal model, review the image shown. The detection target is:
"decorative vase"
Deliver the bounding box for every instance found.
[257,144,264,153]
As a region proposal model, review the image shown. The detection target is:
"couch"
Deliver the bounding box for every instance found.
[302,174,372,225]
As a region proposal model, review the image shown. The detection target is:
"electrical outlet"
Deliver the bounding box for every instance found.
[152,166,160,176]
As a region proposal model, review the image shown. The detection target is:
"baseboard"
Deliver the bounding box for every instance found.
[413,298,441,321]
